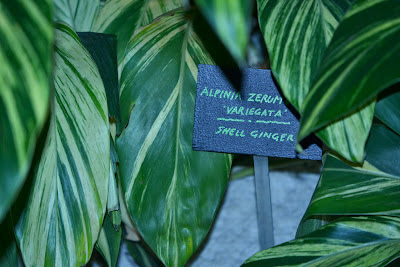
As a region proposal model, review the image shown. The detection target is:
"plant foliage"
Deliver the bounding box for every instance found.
[1,0,400,266]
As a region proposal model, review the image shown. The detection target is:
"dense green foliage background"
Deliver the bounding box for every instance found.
[1,0,400,266]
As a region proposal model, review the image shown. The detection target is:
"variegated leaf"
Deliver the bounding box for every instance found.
[257,0,374,163]
[0,0,53,222]
[314,101,375,163]
[195,0,253,65]
[15,23,110,267]
[257,0,354,111]
[244,216,400,266]
[299,0,400,145]
[95,144,121,267]
[93,0,183,63]
[299,124,400,235]
[116,10,232,267]
[54,0,100,31]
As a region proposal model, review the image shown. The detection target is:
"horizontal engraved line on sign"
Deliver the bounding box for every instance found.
[256,120,291,125]
[217,118,245,122]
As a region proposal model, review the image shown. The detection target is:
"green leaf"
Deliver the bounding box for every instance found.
[256,0,374,163]
[116,10,232,267]
[93,0,183,63]
[195,0,253,65]
[300,125,400,225]
[0,217,17,267]
[257,0,354,111]
[78,32,122,136]
[15,23,110,266]
[109,139,122,230]
[126,240,163,267]
[95,214,122,267]
[108,160,121,229]
[0,0,53,222]
[375,84,400,136]
[243,216,400,266]
[54,0,100,31]
[295,216,332,238]
[313,102,375,163]
[299,0,400,143]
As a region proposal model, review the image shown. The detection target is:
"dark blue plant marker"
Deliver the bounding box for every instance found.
[193,64,322,250]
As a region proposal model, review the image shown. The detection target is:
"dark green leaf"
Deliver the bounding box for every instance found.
[0,217,17,267]
[0,0,53,222]
[375,84,400,136]
[116,10,232,266]
[244,216,400,266]
[78,32,122,134]
[96,214,122,267]
[196,0,253,65]
[126,240,163,267]
[299,0,400,146]
[15,23,110,266]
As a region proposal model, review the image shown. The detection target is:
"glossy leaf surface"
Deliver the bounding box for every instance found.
[0,0,53,221]
[94,0,183,63]
[299,0,400,143]
[54,0,100,31]
[244,216,400,266]
[257,0,354,110]
[196,0,253,65]
[257,0,374,163]
[15,23,110,267]
[301,125,400,222]
[117,11,232,266]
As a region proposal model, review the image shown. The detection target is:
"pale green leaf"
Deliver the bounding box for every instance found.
[15,23,110,267]
[196,0,253,65]
[116,10,232,267]
[93,0,183,63]
[299,0,400,145]
[244,216,400,266]
[54,0,100,31]
[0,0,53,222]
[108,160,121,228]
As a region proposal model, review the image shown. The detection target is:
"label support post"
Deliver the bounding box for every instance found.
[254,156,274,250]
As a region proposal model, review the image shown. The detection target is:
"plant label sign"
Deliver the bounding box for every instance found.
[192,64,322,160]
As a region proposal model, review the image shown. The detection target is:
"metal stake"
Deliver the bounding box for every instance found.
[253,156,274,250]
